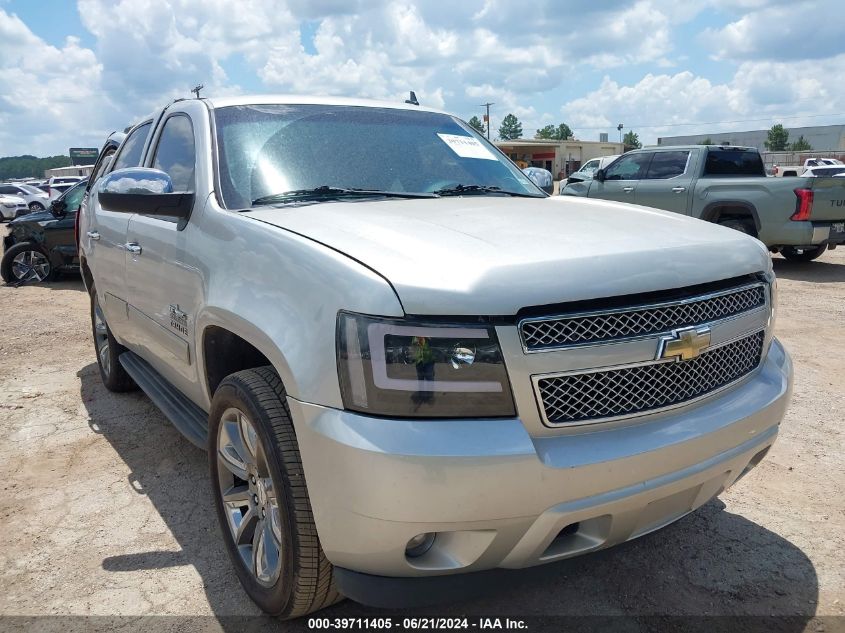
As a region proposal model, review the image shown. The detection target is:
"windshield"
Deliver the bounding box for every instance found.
[213,104,542,209]
[19,184,43,195]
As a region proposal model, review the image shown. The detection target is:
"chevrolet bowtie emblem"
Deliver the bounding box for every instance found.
[657,326,712,361]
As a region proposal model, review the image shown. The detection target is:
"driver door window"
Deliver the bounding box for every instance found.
[604,153,652,180]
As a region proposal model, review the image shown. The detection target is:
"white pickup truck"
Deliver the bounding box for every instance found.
[78,96,793,618]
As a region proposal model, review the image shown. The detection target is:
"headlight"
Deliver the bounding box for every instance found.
[337,312,516,418]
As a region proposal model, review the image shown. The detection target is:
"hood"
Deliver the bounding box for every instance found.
[10,209,54,225]
[244,196,771,315]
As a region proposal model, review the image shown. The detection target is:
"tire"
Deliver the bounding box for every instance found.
[29,201,45,212]
[1,241,54,283]
[718,217,755,236]
[89,288,137,392]
[781,245,827,262]
[209,367,341,618]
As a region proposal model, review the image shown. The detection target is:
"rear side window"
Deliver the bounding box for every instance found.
[112,122,152,171]
[90,146,117,185]
[0,185,16,195]
[645,151,690,179]
[604,153,652,180]
[704,149,765,177]
[152,115,196,192]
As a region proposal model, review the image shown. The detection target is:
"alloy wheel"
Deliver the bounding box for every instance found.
[11,250,50,282]
[216,407,283,587]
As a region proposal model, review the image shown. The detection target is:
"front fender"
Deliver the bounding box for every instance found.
[194,205,405,410]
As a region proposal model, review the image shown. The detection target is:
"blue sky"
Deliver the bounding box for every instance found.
[1,0,843,156]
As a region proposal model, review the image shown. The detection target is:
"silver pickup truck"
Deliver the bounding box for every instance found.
[78,97,792,618]
[561,145,845,262]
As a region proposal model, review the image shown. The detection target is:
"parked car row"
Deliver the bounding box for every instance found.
[0,182,50,212]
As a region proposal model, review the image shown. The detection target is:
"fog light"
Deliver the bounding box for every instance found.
[405,532,436,558]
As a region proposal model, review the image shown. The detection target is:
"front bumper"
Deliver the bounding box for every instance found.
[289,338,792,579]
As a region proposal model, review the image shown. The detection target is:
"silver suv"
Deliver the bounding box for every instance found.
[78,96,793,618]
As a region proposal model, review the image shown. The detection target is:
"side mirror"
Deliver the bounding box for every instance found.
[98,167,194,218]
[594,168,606,183]
[50,199,67,217]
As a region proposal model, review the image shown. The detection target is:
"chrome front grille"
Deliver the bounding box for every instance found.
[520,283,766,351]
[535,330,765,426]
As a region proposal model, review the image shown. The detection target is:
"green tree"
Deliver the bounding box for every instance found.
[764,124,789,151]
[498,113,523,140]
[0,155,73,179]
[535,123,574,140]
[697,137,713,145]
[623,131,641,150]
[790,135,812,151]
[468,115,486,135]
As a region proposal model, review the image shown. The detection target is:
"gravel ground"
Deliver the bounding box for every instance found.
[0,227,842,631]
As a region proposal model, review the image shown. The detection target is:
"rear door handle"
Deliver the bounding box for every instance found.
[125,243,142,254]
[623,186,635,193]
[86,231,100,240]
[671,186,687,193]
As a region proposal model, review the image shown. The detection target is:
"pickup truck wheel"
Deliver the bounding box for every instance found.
[717,217,754,236]
[209,367,341,618]
[781,245,827,262]
[1,242,54,284]
[90,290,137,392]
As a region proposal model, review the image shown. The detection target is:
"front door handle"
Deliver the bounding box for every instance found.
[671,186,687,193]
[86,231,100,240]
[125,243,142,254]
[623,186,634,193]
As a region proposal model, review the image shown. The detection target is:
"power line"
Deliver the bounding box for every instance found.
[573,112,845,130]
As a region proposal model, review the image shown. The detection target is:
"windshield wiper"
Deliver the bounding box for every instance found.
[252,186,437,206]
[433,184,541,198]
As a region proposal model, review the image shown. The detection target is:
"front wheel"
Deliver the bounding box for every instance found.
[209,367,341,618]
[29,202,45,212]
[781,245,827,262]
[1,242,53,284]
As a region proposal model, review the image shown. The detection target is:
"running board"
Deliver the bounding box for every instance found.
[119,351,208,450]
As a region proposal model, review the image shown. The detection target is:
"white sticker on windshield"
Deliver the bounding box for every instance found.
[437,133,498,161]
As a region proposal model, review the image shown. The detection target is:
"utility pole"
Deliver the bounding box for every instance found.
[479,102,494,139]
[191,84,204,99]
[617,123,624,144]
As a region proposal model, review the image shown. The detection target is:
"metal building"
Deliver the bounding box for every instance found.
[657,124,845,152]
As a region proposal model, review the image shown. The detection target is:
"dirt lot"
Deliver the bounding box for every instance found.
[0,226,843,631]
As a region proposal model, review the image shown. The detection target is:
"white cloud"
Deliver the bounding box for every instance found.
[1,0,842,156]
[702,0,845,62]
[562,54,845,144]
[0,10,115,156]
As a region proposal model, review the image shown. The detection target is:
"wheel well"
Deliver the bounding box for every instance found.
[202,326,272,397]
[703,204,759,237]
